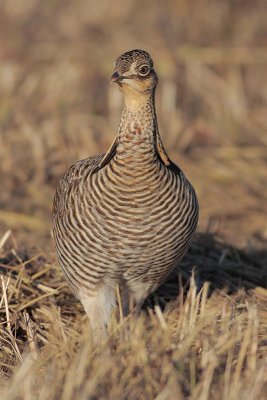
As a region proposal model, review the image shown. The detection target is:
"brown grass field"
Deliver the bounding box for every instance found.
[0,1,267,399]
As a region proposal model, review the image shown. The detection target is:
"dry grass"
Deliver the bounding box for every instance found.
[0,232,266,399]
[0,232,267,399]
[0,0,267,398]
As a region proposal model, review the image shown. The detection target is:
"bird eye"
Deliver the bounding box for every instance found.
[138,65,150,76]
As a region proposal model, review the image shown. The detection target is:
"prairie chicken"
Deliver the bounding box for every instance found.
[53,49,199,342]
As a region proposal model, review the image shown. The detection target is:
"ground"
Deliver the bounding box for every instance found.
[0,1,267,399]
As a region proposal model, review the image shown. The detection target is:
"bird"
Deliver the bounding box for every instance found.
[52,49,199,342]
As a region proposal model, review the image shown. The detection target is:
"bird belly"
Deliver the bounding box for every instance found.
[53,168,198,296]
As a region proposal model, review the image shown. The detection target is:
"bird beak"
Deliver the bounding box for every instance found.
[111,71,122,83]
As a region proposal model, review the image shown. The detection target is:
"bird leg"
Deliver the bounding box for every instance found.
[79,284,116,345]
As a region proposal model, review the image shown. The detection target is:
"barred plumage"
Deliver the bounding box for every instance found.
[53,50,199,342]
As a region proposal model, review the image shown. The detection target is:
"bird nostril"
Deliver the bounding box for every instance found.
[111,71,121,82]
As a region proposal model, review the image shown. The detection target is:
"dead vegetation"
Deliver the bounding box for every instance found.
[0,232,266,399]
[0,230,267,400]
[0,0,267,399]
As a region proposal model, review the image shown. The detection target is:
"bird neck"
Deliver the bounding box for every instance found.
[115,90,158,163]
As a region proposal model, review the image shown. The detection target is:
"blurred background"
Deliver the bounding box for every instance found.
[0,0,267,251]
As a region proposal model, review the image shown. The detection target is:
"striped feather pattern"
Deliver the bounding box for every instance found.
[52,50,198,338]
[53,98,198,298]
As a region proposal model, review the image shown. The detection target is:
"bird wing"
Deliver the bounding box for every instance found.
[156,131,182,176]
[53,137,118,218]
[52,155,103,218]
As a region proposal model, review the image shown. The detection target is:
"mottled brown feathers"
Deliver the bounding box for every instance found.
[115,49,153,75]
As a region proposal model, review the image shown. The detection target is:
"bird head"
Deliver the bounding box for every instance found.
[111,50,158,101]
